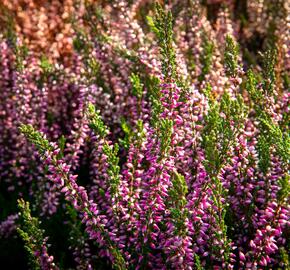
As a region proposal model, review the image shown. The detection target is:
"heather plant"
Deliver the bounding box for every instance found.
[17,199,58,270]
[0,1,289,270]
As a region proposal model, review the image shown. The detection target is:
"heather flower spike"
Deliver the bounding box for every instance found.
[17,199,58,270]
[19,124,126,269]
[147,3,176,81]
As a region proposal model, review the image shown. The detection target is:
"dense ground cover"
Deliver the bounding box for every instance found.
[0,1,289,269]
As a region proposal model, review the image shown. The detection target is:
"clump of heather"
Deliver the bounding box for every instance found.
[0,1,289,269]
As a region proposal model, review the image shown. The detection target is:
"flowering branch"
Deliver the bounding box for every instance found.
[19,124,126,270]
[17,199,58,270]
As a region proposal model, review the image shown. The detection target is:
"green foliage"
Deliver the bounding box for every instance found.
[86,103,109,138]
[203,83,214,104]
[73,30,91,55]
[246,61,289,176]
[202,102,222,175]
[277,175,289,204]
[103,142,121,199]
[57,135,66,159]
[246,69,262,105]
[87,57,101,80]
[194,254,204,270]
[17,199,46,270]
[111,248,127,270]
[146,7,179,135]
[159,119,173,158]
[118,118,146,152]
[202,93,246,175]
[168,172,188,235]
[147,75,162,125]
[38,55,55,86]
[199,35,214,82]
[119,118,132,150]
[169,172,188,205]
[257,134,271,174]
[40,55,53,75]
[261,47,277,94]
[147,3,176,80]
[259,115,289,165]
[279,247,290,269]
[19,124,53,155]
[135,120,146,141]
[130,73,143,100]
[14,44,29,72]
[224,35,239,77]
[202,92,246,265]
[282,73,289,90]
